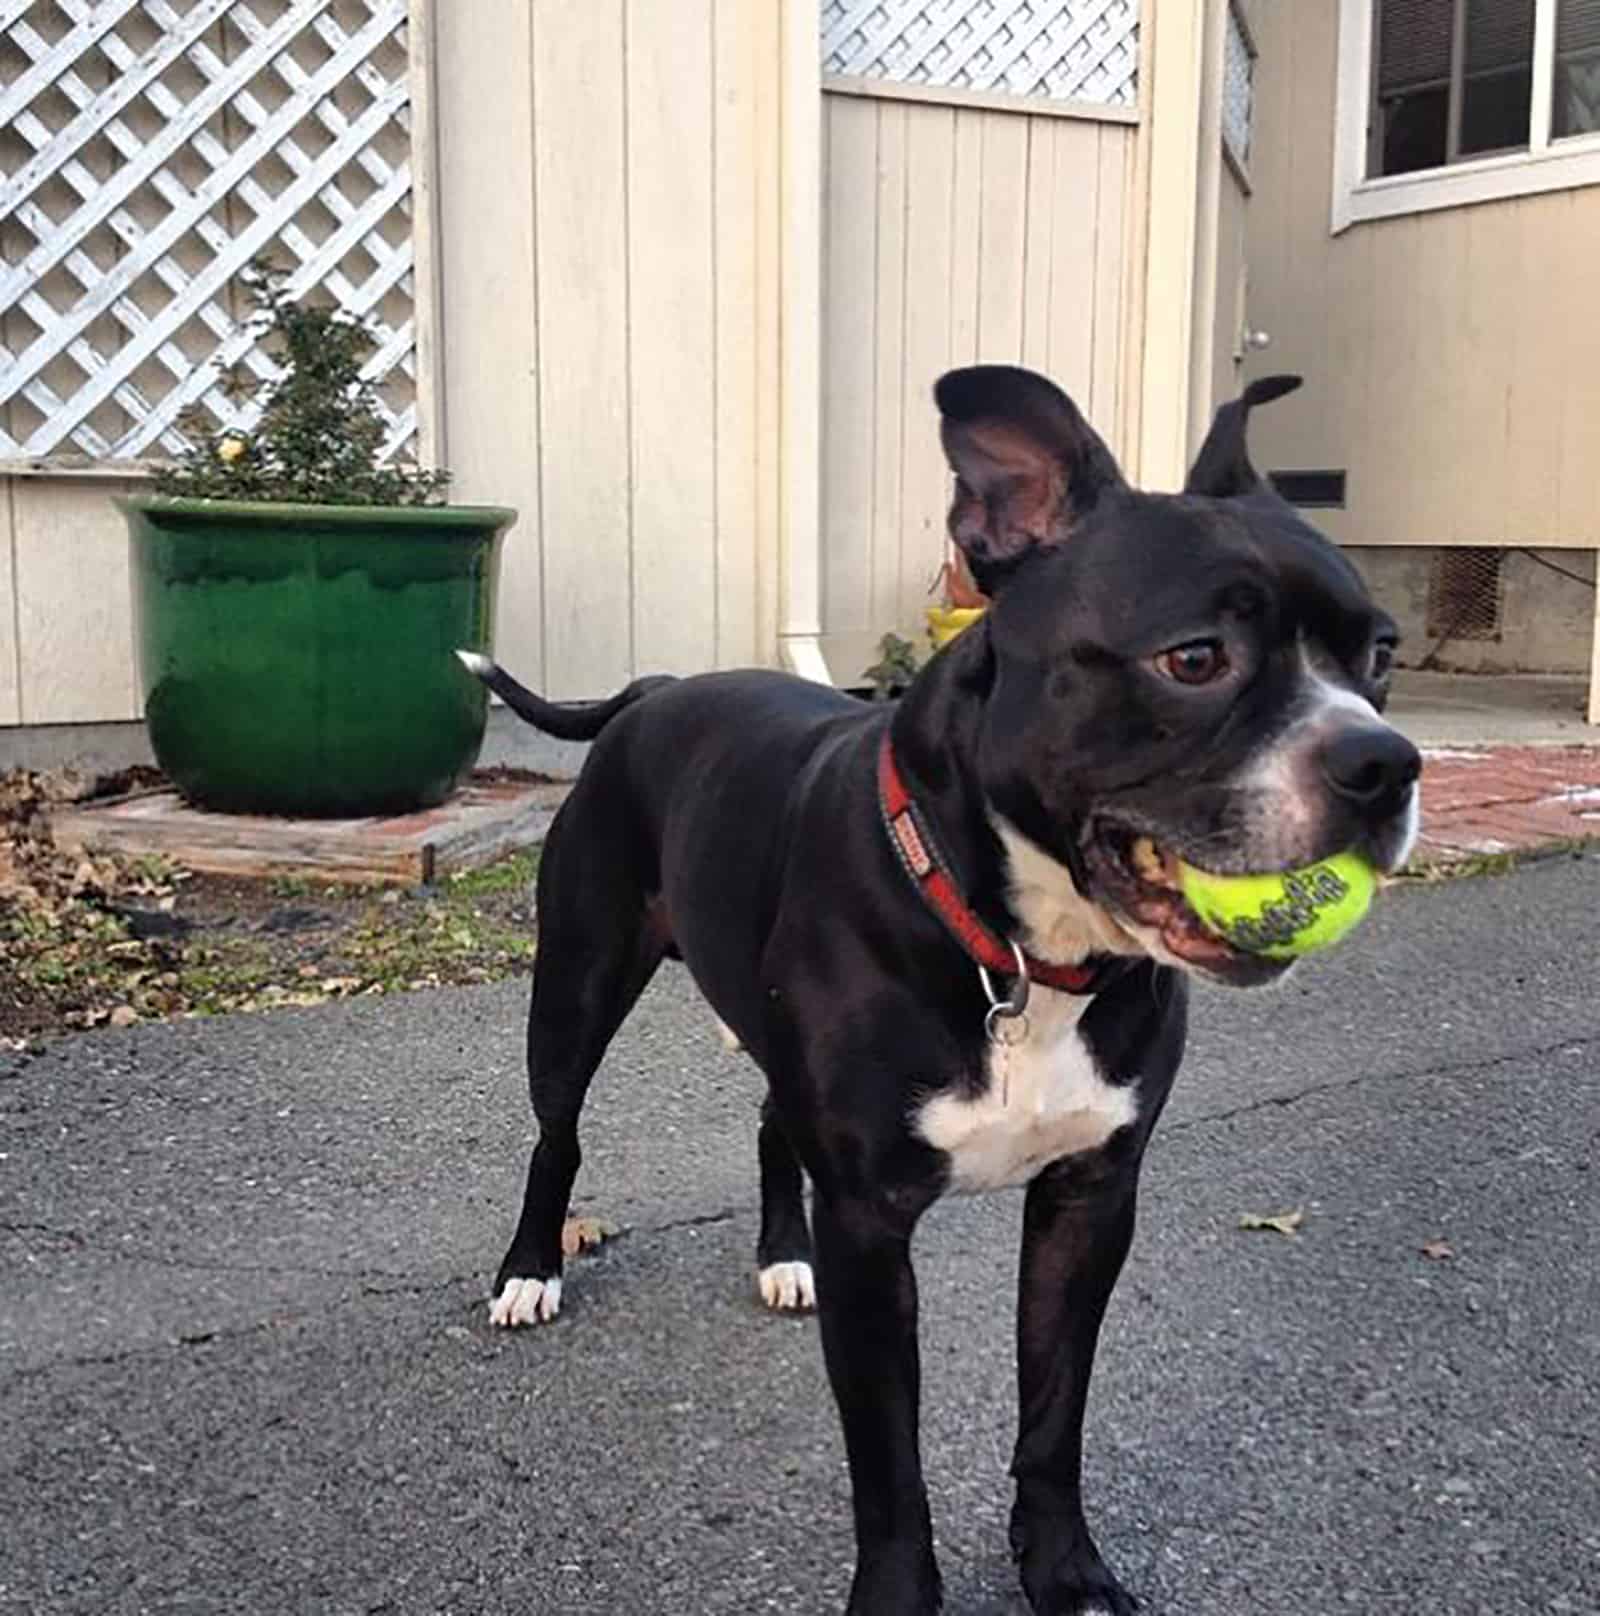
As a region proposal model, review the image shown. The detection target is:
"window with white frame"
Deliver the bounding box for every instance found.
[1334,0,1600,229]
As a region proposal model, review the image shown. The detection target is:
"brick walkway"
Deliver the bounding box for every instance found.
[1415,745,1600,867]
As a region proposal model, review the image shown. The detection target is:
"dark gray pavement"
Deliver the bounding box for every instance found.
[3,855,1598,1615]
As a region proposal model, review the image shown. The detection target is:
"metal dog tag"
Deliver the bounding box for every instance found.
[977,941,1031,1048]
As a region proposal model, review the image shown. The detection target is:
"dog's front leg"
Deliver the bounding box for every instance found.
[1010,1159,1141,1616]
[812,1190,942,1616]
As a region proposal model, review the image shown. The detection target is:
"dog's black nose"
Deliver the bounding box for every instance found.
[1320,726,1422,806]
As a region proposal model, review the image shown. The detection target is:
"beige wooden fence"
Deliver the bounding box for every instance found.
[3,0,1224,731]
[818,83,1137,680]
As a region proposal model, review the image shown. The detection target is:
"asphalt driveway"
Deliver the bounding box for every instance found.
[3,856,1597,1614]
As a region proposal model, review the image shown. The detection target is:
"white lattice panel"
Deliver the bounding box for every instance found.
[0,0,417,464]
[821,0,1140,107]
[1223,3,1253,166]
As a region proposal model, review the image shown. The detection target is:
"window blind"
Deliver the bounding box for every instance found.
[1378,0,1454,92]
[1464,0,1534,73]
[1558,0,1600,55]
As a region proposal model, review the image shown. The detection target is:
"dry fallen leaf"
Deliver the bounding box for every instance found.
[561,1215,620,1258]
[39,767,92,804]
[1237,1208,1305,1236]
[108,1005,139,1028]
[1420,1238,1455,1261]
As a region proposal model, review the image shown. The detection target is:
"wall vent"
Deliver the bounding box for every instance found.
[1267,470,1346,508]
[1426,548,1505,643]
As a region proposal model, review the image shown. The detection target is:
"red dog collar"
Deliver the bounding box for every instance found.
[877,732,1106,996]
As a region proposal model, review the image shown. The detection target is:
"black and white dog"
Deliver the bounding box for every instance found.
[460,366,1420,1615]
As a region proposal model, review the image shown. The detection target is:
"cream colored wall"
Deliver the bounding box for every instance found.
[1245,2,1600,552]
[0,477,140,725]
[818,87,1135,681]
[1211,164,1248,417]
[0,494,13,725]
[1186,0,1223,454]
[433,0,783,701]
[1135,0,1203,491]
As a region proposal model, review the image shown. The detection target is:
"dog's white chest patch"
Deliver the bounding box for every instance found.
[916,989,1138,1193]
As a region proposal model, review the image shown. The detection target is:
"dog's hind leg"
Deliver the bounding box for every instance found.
[755,1096,814,1312]
[489,823,665,1328]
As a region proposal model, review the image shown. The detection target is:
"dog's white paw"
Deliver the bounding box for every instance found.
[713,1016,744,1053]
[757,1260,816,1312]
[489,1275,562,1327]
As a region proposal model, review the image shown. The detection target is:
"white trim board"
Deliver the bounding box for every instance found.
[1333,0,1600,233]
[820,74,1140,124]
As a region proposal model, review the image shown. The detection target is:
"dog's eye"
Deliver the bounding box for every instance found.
[1157,640,1229,686]
[1370,640,1396,682]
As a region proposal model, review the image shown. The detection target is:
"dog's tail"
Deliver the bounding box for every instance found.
[1184,373,1303,500]
[455,650,672,742]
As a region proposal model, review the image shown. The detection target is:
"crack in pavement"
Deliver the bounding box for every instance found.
[11,1031,1595,1295]
[1165,1031,1600,1136]
[0,1221,432,1283]
[0,1268,495,1390]
[646,1203,748,1235]
[1,1198,755,1282]
[0,1211,761,1387]
[9,1032,1591,1388]
[0,1220,86,1246]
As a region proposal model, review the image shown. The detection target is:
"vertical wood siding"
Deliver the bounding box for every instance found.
[433,0,782,702]
[818,89,1134,678]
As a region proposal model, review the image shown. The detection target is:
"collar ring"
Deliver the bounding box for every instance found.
[978,940,1031,1045]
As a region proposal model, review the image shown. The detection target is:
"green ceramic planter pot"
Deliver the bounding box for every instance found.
[120,495,515,817]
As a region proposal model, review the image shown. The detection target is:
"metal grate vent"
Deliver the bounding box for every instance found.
[1426,547,1505,644]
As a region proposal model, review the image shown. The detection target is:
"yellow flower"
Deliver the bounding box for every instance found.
[217,434,247,464]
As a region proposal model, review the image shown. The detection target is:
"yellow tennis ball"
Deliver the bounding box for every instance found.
[1177,850,1376,958]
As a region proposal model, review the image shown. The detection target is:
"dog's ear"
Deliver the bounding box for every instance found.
[935,365,1126,593]
[1185,374,1302,499]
